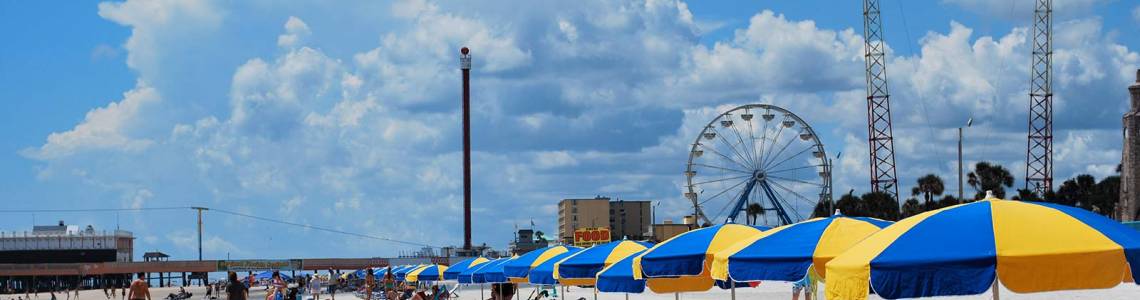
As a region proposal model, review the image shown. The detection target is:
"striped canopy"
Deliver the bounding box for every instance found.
[827,199,1140,300]
[444,257,490,280]
[555,240,653,286]
[527,248,583,285]
[596,250,647,293]
[503,245,580,282]
[711,215,892,282]
[466,258,510,284]
[374,265,397,278]
[632,224,765,293]
[394,265,424,282]
[406,264,447,282]
[479,257,514,283]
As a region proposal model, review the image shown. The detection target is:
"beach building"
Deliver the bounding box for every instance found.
[608,200,651,240]
[558,197,611,243]
[0,221,134,264]
[1121,69,1140,221]
[650,219,693,242]
[557,197,652,243]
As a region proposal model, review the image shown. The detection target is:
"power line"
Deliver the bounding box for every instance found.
[0,206,437,248]
[208,208,437,248]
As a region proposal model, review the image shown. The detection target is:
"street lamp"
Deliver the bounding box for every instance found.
[958,117,973,203]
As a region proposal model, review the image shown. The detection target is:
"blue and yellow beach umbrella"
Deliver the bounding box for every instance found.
[632,224,765,293]
[467,258,511,284]
[444,257,490,280]
[596,250,648,293]
[481,257,515,283]
[394,265,424,282]
[503,245,580,283]
[406,264,447,282]
[711,215,891,282]
[527,248,583,285]
[827,198,1140,300]
[555,240,653,286]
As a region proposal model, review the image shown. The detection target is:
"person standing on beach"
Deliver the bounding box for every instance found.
[225,272,248,300]
[325,271,335,300]
[127,273,150,300]
[306,275,321,300]
[363,269,374,300]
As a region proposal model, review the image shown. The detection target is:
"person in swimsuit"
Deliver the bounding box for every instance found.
[127,273,150,300]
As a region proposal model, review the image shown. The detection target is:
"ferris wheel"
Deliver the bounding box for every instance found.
[684,104,832,226]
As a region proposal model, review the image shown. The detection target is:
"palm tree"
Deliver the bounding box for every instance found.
[967,161,1014,200]
[745,203,765,225]
[910,174,946,205]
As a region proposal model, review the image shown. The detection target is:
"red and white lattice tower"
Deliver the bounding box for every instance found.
[1025,0,1054,195]
[862,0,900,202]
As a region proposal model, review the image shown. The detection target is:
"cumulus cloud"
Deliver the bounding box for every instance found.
[24,81,160,159]
[98,0,223,75]
[277,16,311,48]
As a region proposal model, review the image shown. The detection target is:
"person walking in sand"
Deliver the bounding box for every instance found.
[225,272,248,300]
[127,273,150,300]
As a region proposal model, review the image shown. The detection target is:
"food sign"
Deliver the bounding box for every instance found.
[573,227,611,247]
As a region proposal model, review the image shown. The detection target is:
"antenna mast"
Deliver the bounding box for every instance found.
[1025,0,1054,195]
[862,0,900,202]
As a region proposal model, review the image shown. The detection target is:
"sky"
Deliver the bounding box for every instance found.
[0,0,1138,260]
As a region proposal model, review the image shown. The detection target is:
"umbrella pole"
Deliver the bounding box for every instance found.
[730,283,736,300]
[480,283,484,300]
[593,285,597,300]
[992,278,1000,300]
[674,292,679,300]
[624,293,628,300]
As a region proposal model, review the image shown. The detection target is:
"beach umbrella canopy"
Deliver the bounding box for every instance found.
[596,250,648,293]
[254,271,292,281]
[406,264,448,282]
[827,198,1140,300]
[503,245,580,282]
[555,240,653,286]
[444,257,490,280]
[528,248,583,285]
[481,257,515,283]
[374,266,394,278]
[394,265,425,282]
[710,215,892,283]
[632,224,765,293]
[468,258,511,284]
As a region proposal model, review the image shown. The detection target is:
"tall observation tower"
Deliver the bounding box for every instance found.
[460,47,473,251]
[1120,69,1140,221]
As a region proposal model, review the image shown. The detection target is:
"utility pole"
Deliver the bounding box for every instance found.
[191,207,207,261]
[958,118,972,203]
[1025,0,1054,195]
[862,0,900,204]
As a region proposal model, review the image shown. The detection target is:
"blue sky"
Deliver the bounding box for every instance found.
[1,0,1138,260]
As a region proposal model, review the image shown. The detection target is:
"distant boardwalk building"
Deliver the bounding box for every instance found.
[0,221,134,263]
[1121,69,1140,221]
[557,196,651,243]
